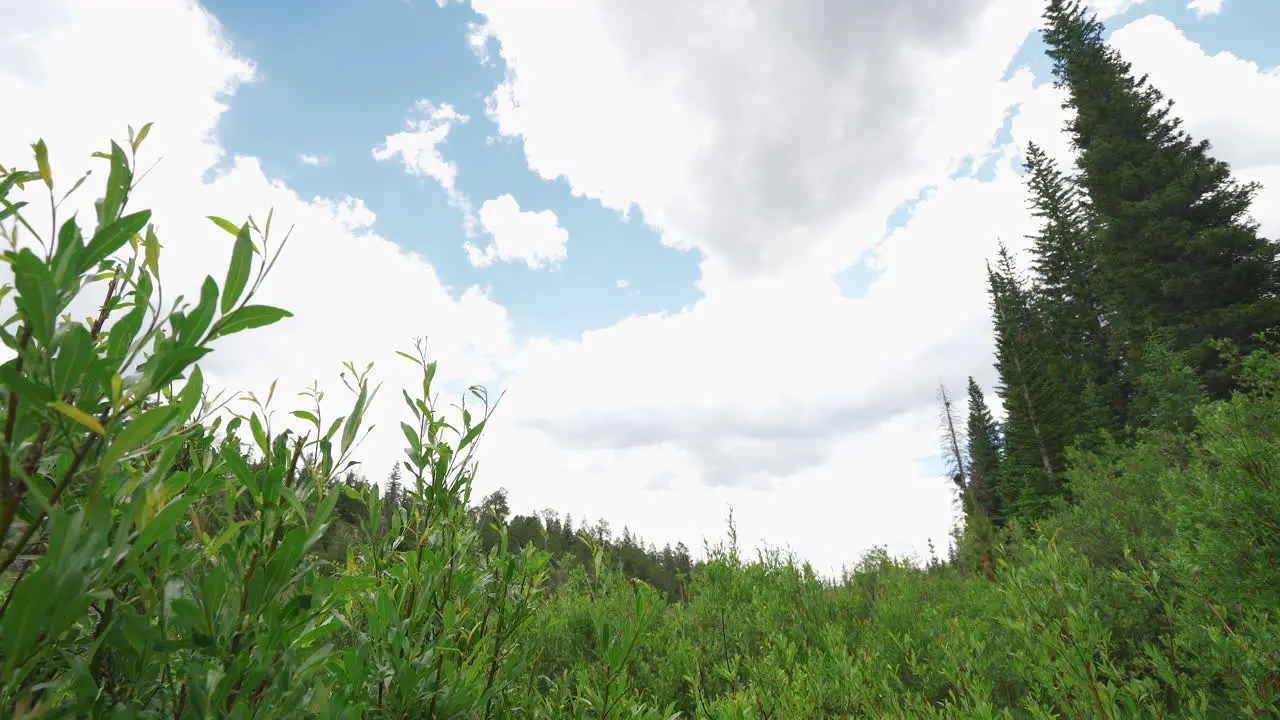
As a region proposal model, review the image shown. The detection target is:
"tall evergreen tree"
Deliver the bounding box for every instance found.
[384,465,403,522]
[987,244,1063,519]
[1042,0,1280,398]
[964,377,1004,527]
[1022,141,1126,438]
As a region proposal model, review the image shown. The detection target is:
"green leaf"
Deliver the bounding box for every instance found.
[53,324,92,395]
[266,527,308,591]
[172,364,204,426]
[423,360,438,400]
[207,216,242,237]
[129,479,204,560]
[106,297,145,365]
[222,445,258,497]
[206,520,245,558]
[181,276,219,344]
[222,224,253,313]
[0,199,27,223]
[32,139,52,189]
[1,564,53,672]
[322,417,344,444]
[143,345,212,394]
[458,419,486,452]
[0,170,40,198]
[57,170,91,207]
[100,141,131,225]
[400,422,420,452]
[209,304,292,340]
[249,413,269,459]
[81,210,151,272]
[52,217,85,290]
[341,382,369,455]
[51,400,105,436]
[132,121,153,152]
[291,410,319,426]
[102,404,174,473]
[21,472,54,516]
[12,248,57,346]
[0,360,53,406]
[144,225,161,278]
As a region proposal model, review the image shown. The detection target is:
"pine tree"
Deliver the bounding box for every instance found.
[1022,142,1126,435]
[1042,0,1280,399]
[987,244,1062,519]
[964,377,1004,527]
[384,465,403,522]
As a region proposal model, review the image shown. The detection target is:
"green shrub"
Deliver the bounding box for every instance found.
[3,132,1279,718]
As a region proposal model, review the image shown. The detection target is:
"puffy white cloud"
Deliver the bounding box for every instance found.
[7,0,1277,577]
[472,159,1039,573]
[0,0,253,186]
[466,194,569,269]
[1090,0,1153,19]
[299,152,327,166]
[0,0,515,521]
[1186,0,1224,17]
[470,0,1042,282]
[372,99,477,232]
[1009,80,1076,172]
[453,0,1280,574]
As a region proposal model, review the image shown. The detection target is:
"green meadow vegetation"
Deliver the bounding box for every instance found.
[1,1,1278,717]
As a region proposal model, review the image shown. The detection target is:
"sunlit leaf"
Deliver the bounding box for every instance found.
[81,210,151,272]
[208,304,292,340]
[222,223,253,313]
[32,139,52,189]
[50,400,105,436]
[206,216,242,237]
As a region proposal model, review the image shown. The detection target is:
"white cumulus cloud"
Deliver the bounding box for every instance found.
[466,194,569,269]
[1089,0,1153,19]
[1187,0,1224,17]
[469,0,1043,285]
[0,0,516,535]
[372,99,477,232]
[450,0,1280,573]
[6,0,1277,576]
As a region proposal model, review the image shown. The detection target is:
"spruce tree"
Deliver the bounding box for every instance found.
[1042,0,1280,398]
[1022,142,1126,437]
[987,244,1063,520]
[964,377,1004,527]
[384,465,403,522]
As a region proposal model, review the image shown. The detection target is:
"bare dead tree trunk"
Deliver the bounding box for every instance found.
[937,383,968,490]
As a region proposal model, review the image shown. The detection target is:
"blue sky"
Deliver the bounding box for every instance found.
[196,0,1277,343]
[5,0,1279,574]
[206,0,702,341]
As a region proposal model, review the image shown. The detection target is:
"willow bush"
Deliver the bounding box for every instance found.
[2,132,1277,718]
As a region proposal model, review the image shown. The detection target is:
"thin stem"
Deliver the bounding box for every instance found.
[0,430,99,583]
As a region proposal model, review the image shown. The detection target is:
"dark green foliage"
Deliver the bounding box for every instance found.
[982,1,1280,527]
[1042,0,1280,400]
[1022,142,1125,438]
[6,3,1280,710]
[964,376,1003,527]
[987,245,1067,519]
